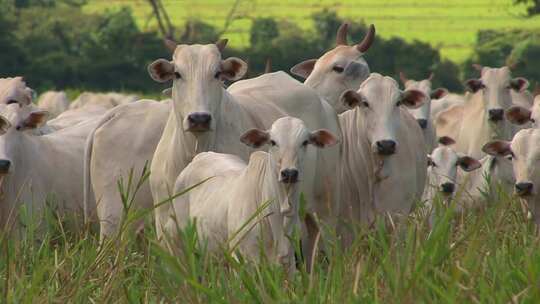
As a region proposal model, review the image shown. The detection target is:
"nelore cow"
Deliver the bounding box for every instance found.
[167,117,337,272]
[484,128,540,233]
[399,72,448,152]
[435,65,530,159]
[338,73,427,243]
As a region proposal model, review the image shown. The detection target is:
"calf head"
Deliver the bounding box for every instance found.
[340,73,426,156]
[291,23,374,113]
[483,129,540,198]
[427,136,481,196]
[0,77,35,106]
[400,72,448,129]
[148,40,247,133]
[465,65,529,123]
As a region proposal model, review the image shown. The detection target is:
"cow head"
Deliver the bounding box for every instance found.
[291,23,374,113]
[0,77,35,106]
[427,136,481,196]
[340,73,426,156]
[400,72,448,130]
[483,129,540,199]
[148,40,247,133]
[241,117,337,186]
[465,65,529,123]
[506,97,540,128]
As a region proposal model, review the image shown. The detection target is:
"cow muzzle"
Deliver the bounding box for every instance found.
[488,109,504,122]
[187,112,212,132]
[515,182,533,197]
[0,160,11,175]
[440,182,455,194]
[280,168,299,184]
[375,140,396,155]
[417,119,428,129]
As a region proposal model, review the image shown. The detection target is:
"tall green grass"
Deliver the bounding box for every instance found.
[1,168,540,302]
[84,0,540,63]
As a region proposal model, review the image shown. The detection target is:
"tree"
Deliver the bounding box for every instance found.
[514,0,540,16]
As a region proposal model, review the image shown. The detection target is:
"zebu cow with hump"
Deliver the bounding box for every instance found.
[399,72,448,152]
[435,65,530,159]
[168,117,337,271]
[37,91,69,118]
[338,74,427,242]
[0,103,99,235]
[484,129,540,233]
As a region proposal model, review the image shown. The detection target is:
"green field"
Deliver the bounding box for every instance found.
[85,0,540,63]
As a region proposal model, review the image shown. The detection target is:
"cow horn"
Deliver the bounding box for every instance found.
[164,38,178,53]
[216,39,228,53]
[356,24,376,53]
[399,72,408,84]
[264,57,272,74]
[533,82,540,97]
[336,22,349,45]
[428,72,434,81]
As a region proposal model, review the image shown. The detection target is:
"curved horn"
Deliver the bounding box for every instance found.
[533,82,540,97]
[216,39,228,53]
[356,24,376,53]
[264,57,272,74]
[428,72,434,81]
[336,22,349,46]
[399,72,408,84]
[164,38,178,53]
[472,63,483,72]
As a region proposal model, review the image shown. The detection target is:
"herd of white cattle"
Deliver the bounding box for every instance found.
[1,23,539,270]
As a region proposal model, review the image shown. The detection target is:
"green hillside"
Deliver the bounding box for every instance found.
[83,0,540,62]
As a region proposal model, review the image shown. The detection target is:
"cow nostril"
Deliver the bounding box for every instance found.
[515,182,533,196]
[280,169,299,184]
[376,140,396,155]
[441,183,455,194]
[417,119,428,129]
[488,109,504,121]
[0,159,11,174]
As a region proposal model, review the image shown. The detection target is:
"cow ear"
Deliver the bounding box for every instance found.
[309,129,338,148]
[162,88,172,98]
[510,77,529,92]
[148,59,175,83]
[340,90,365,108]
[0,115,11,135]
[431,88,448,99]
[240,129,269,148]
[17,110,48,131]
[221,57,248,81]
[465,79,484,93]
[290,59,317,79]
[506,106,531,125]
[400,89,426,109]
[438,136,455,146]
[24,88,36,104]
[457,156,481,172]
[482,140,512,157]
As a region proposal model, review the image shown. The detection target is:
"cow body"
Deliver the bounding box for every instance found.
[37,91,69,118]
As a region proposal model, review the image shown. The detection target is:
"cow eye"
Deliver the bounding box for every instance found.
[174,72,181,79]
[361,101,369,108]
[7,100,18,105]
[396,100,402,107]
[214,71,221,79]
[531,119,536,123]
[301,140,309,147]
[270,140,277,146]
[332,66,344,73]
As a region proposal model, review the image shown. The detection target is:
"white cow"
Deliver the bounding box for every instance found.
[167,117,337,271]
[290,23,374,113]
[37,91,69,118]
[338,74,427,241]
[399,72,448,152]
[430,93,465,122]
[0,103,98,234]
[70,92,138,110]
[435,65,529,159]
[483,128,540,233]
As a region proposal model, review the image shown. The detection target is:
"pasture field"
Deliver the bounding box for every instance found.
[84,0,540,63]
[2,176,540,302]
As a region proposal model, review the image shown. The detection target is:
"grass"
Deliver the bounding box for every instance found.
[2,169,540,302]
[84,0,540,63]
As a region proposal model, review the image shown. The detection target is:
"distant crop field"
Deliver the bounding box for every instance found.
[85,0,540,63]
